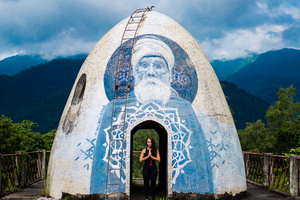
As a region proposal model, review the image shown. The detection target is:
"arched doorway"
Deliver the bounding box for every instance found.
[130,120,168,199]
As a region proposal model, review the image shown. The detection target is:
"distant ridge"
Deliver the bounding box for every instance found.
[0,54,88,75]
[225,48,300,104]
[0,55,47,75]
[227,48,300,81]
[211,54,259,80]
[0,58,84,133]
[1,48,299,132]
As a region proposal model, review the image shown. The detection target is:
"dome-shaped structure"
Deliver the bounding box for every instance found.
[48,8,246,199]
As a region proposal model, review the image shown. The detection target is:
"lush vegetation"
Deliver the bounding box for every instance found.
[132,129,159,178]
[0,58,84,134]
[221,81,270,129]
[238,85,300,154]
[0,115,56,154]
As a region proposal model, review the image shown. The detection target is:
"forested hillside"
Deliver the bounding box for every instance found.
[0,54,88,75]
[221,81,270,129]
[211,55,259,80]
[226,48,300,104]
[0,55,47,75]
[0,58,269,133]
[0,59,84,133]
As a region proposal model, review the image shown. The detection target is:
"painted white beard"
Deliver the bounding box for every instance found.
[134,77,171,106]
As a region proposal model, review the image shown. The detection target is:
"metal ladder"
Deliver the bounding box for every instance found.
[105,6,154,200]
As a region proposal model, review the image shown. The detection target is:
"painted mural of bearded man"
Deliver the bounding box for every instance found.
[90,35,213,195]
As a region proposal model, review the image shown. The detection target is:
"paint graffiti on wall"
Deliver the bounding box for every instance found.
[104,35,198,103]
[90,35,213,194]
[75,105,107,170]
[102,102,193,184]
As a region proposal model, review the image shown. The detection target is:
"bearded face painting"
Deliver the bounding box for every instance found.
[90,35,213,194]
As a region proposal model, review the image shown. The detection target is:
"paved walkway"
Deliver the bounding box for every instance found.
[1,181,45,200]
[243,183,288,200]
[0,181,291,200]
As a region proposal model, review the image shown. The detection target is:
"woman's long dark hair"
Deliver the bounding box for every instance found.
[146,137,157,157]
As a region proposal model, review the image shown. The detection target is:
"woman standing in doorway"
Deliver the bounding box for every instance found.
[140,137,161,200]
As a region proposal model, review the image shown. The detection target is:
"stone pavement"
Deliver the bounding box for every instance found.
[243,183,289,200]
[0,180,292,200]
[1,181,45,200]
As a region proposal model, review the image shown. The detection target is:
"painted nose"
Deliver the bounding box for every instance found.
[147,64,156,77]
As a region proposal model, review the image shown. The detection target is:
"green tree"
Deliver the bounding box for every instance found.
[238,120,276,153]
[41,129,56,150]
[0,115,40,154]
[266,85,300,132]
[265,85,300,153]
[0,115,57,154]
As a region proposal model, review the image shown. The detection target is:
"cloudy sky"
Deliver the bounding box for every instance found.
[1,0,300,61]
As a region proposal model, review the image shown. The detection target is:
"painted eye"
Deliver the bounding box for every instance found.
[143,63,148,68]
[155,63,163,68]
[138,62,148,68]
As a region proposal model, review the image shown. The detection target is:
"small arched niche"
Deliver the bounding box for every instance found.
[130,120,168,199]
[62,73,87,134]
[71,73,86,105]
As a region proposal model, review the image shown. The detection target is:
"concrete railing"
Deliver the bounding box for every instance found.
[0,149,48,194]
[243,151,300,198]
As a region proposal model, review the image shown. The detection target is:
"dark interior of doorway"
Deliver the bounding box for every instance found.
[130,120,167,199]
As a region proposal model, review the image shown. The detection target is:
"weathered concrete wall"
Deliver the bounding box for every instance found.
[48,10,246,198]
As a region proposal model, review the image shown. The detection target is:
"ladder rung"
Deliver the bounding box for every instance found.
[135,8,147,11]
[112,124,124,127]
[128,22,140,24]
[120,47,132,50]
[113,110,125,113]
[107,183,119,185]
[115,83,130,86]
[132,16,142,18]
[122,37,134,40]
[125,29,137,31]
[115,96,126,99]
[114,85,131,89]
[118,58,131,61]
[116,70,130,74]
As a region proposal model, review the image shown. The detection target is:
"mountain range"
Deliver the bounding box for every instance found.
[0,54,88,75]
[211,48,300,105]
[0,48,299,133]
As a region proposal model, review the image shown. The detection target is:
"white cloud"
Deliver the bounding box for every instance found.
[201,24,289,61]
[281,4,300,20]
[0,0,300,61]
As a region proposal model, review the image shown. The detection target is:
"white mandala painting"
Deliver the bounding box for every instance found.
[102,102,193,184]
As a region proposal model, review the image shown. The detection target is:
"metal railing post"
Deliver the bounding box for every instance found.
[37,150,42,179]
[41,149,46,179]
[15,152,20,187]
[290,155,299,197]
[244,153,249,179]
[263,153,273,187]
[21,153,26,188]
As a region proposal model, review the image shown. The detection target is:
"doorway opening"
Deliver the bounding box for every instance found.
[130,120,168,199]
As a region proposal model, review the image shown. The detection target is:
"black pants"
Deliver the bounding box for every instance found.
[143,164,157,200]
